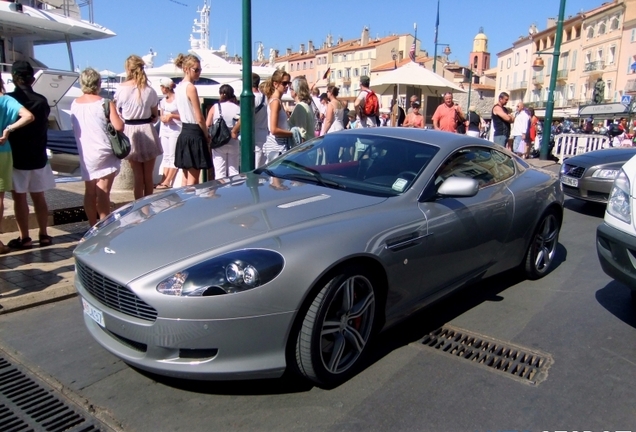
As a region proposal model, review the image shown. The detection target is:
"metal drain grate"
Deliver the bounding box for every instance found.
[419,326,553,386]
[0,355,111,431]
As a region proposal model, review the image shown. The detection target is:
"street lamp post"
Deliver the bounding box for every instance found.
[240,0,254,172]
[534,0,567,160]
[466,68,474,114]
[433,44,451,74]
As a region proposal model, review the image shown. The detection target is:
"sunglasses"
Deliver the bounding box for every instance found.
[191,68,202,73]
[280,81,291,86]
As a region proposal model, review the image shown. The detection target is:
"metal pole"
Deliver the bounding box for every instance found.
[466,69,472,113]
[65,35,75,72]
[433,0,440,73]
[540,0,567,160]
[240,0,255,172]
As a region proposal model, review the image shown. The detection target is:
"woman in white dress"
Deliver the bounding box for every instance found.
[70,68,123,226]
[205,84,240,179]
[262,70,293,164]
[321,85,345,135]
[156,78,181,188]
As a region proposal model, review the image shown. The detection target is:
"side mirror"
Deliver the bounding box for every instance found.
[437,177,479,197]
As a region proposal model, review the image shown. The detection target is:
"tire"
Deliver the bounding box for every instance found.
[295,266,377,387]
[523,210,560,280]
[631,290,636,307]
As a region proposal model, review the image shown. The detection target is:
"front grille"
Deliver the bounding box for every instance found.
[76,260,158,322]
[562,164,585,179]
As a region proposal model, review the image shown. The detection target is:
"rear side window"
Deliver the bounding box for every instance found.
[435,147,516,188]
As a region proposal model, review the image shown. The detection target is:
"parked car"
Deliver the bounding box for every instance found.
[560,148,636,204]
[74,129,564,387]
[597,153,636,305]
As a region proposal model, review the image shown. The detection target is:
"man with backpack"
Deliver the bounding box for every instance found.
[354,75,379,128]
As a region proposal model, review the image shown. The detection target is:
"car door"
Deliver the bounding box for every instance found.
[414,146,515,297]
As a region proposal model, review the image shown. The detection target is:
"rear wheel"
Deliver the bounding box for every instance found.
[524,211,560,280]
[296,266,377,387]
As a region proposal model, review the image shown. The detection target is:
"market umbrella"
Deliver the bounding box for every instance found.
[370,61,465,96]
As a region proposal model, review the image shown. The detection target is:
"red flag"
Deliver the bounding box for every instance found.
[322,67,331,80]
[409,43,416,62]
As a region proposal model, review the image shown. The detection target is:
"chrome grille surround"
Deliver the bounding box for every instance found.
[561,164,585,179]
[76,259,158,322]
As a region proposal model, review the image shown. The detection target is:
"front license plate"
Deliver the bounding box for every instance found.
[561,176,578,187]
[82,298,105,327]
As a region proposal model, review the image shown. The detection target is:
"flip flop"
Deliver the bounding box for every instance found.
[39,234,53,247]
[155,184,172,190]
[7,237,33,250]
[0,243,10,254]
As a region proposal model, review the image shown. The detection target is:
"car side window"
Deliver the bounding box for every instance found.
[434,147,514,188]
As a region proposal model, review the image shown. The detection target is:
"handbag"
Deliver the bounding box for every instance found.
[102,98,131,159]
[209,103,232,149]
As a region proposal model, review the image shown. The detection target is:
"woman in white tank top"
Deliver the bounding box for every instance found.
[262,70,293,164]
[322,85,346,135]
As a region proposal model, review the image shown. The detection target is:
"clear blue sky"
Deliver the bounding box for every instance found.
[36,0,605,73]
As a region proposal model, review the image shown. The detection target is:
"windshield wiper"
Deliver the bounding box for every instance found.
[254,167,277,177]
[279,160,345,189]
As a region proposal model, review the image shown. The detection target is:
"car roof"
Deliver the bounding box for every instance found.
[334,128,495,152]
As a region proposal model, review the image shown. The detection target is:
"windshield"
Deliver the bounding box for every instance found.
[256,132,439,197]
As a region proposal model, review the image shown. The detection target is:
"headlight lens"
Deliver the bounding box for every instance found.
[607,170,631,223]
[592,169,621,179]
[80,202,135,243]
[156,250,284,297]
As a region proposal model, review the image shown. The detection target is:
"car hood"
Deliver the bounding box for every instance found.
[74,174,386,282]
[565,148,636,167]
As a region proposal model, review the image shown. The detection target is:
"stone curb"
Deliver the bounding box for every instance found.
[0,283,77,315]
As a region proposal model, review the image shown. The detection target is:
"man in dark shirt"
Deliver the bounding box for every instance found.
[7,61,55,249]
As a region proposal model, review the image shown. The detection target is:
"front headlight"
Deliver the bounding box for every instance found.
[156,250,284,297]
[592,169,621,179]
[607,170,631,223]
[80,202,135,243]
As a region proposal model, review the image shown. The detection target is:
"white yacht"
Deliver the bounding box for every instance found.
[0,0,115,130]
[139,0,276,99]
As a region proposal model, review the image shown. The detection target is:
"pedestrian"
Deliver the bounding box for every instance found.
[347,111,357,129]
[156,78,181,189]
[70,68,123,227]
[262,70,293,164]
[6,61,55,249]
[527,107,539,158]
[403,102,424,128]
[0,77,35,253]
[322,85,346,135]
[491,92,514,147]
[230,73,269,168]
[173,53,212,186]
[391,99,406,127]
[289,76,315,142]
[432,92,464,133]
[511,102,530,157]
[206,84,240,179]
[354,75,379,128]
[465,106,482,138]
[311,87,325,137]
[115,55,163,199]
[406,95,419,114]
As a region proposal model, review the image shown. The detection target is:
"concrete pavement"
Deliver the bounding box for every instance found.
[0,157,559,315]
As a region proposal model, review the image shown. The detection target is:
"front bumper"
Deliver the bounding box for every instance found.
[596,222,636,290]
[77,281,295,380]
[562,176,613,203]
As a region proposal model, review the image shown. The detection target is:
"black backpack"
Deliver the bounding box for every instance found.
[608,123,623,137]
[209,103,232,148]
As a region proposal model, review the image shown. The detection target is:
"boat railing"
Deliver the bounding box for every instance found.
[19,0,95,23]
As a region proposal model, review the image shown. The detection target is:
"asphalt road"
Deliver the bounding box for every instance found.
[0,196,635,432]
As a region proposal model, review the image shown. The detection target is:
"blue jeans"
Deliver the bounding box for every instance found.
[493,135,508,147]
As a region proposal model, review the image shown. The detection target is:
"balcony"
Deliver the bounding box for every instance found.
[526,101,546,109]
[583,61,605,76]
[342,77,351,86]
[556,70,568,82]
[625,79,636,93]
[510,81,528,90]
[532,75,544,87]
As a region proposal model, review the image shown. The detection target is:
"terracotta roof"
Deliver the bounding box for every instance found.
[331,35,400,54]
[371,55,431,72]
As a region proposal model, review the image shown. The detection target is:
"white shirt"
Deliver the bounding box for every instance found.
[254,91,268,145]
[511,110,530,137]
[175,81,197,124]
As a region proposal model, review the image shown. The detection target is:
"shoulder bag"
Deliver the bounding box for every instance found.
[209,103,232,149]
[102,98,131,159]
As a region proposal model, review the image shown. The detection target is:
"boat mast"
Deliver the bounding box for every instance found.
[190,0,210,50]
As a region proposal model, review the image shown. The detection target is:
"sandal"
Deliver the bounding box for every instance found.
[0,243,10,255]
[8,237,33,250]
[39,234,53,247]
[155,184,172,190]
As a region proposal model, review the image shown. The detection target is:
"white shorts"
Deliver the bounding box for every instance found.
[12,165,56,194]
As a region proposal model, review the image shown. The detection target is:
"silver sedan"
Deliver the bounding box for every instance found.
[74,129,564,387]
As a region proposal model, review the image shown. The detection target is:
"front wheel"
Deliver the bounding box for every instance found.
[296,266,377,387]
[523,211,560,280]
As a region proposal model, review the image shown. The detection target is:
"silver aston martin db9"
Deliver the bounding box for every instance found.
[74,129,564,387]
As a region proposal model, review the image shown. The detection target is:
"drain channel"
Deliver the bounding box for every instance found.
[419,326,553,386]
[0,356,111,431]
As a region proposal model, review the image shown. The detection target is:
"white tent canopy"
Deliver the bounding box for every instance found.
[99,69,118,78]
[370,61,465,96]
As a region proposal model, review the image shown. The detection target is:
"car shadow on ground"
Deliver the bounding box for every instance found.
[563,198,606,218]
[595,281,636,329]
[138,245,568,395]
